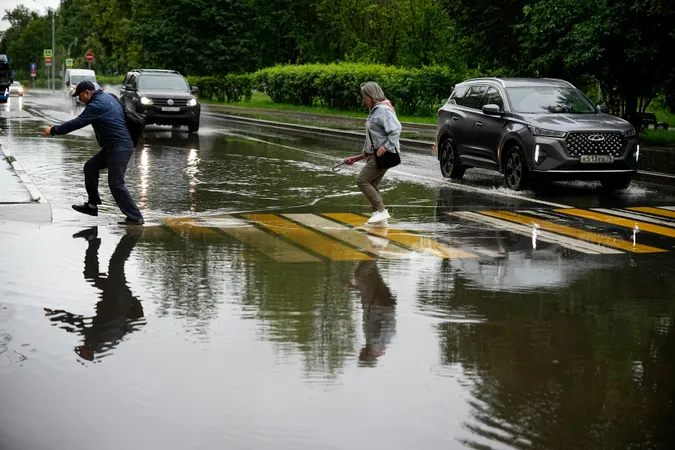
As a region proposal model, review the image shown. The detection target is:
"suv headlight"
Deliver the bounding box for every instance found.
[187,98,198,107]
[140,96,153,105]
[528,126,567,138]
[622,128,637,138]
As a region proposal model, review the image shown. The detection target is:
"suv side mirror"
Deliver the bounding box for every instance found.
[598,105,610,114]
[66,81,70,87]
[191,86,199,93]
[482,104,502,116]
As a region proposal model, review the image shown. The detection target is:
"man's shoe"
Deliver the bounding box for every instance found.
[72,203,98,217]
[118,217,145,226]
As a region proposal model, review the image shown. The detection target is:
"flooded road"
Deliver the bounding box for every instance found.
[1,91,675,450]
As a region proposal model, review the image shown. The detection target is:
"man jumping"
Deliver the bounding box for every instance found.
[43,80,144,225]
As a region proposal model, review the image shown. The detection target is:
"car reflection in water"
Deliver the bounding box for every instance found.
[44,227,146,361]
[435,187,621,292]
[348,261,397,367]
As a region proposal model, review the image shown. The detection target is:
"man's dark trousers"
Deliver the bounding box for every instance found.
[84,147,143,221]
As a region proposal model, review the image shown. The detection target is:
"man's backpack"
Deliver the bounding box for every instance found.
[123,107,146,148]
[109,93,146,147]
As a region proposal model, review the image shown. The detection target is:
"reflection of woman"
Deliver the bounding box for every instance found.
[350,260,397,366]
[44,227,145,361]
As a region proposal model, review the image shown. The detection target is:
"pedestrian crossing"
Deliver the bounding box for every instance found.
[155,206,675,262]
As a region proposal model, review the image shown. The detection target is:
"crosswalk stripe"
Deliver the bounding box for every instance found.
[283,214,418,259]
[480,211,665,253]
[451,211,620,254]
[592,208,675,227]
[199,216,320,263]
[628,206,675,220]
[243,214,373,261]
[556,208,675,239]
[161,217,221,237]
[659,206,675,212]
[323,213,477,259]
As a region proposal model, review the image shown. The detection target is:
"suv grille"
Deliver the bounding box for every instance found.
[565,132,624,157]
[152,98,188,107]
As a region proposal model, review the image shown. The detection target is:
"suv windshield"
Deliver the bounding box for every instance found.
[71,75,96,84]
[506,86,597,114]
[139,75,188,90]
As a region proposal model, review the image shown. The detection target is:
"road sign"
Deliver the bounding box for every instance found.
[85,52,94,62]
[31,73,36,78]
[43,49,52,58]
[30,63,36,70]
[44,57,52,64]
[66,58,74,67]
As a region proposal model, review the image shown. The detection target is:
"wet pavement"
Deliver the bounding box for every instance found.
[1,91,675,450]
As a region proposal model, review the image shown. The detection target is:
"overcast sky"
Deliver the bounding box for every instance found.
[1,0,61,31]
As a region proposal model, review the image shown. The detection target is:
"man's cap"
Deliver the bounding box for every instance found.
[72,80,96,97]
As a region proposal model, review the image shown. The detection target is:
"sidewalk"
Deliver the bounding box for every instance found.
[0,142,52,230]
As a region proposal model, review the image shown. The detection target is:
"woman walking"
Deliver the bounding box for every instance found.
[344,82,402,226]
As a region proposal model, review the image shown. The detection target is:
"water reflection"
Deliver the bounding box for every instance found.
[44,227,146,361]
[429,263,675,449]
[349,261,397,366]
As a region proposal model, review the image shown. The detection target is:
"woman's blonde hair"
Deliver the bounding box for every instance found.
[360,81,387,103]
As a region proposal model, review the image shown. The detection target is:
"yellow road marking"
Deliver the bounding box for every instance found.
[161,217,220,237]
[200,216,320,263]
[481,210,665,253]
[628,206,675,220]
[244,214,373,261]
[556,208,675,239]
[323,213,477,259]
[284,214,418,260]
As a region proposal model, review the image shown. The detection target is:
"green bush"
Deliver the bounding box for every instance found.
[251,63,478,116]
[187,74,253,103]
[97,75,125,85]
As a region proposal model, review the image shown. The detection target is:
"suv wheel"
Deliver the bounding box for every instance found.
[439,139,465,179]
[188,121,199,133]
[504,146,529,191]
[600,176,632,192]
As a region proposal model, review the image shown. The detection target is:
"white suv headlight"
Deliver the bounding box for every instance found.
[140,96,153,105]
[187,98,198,107]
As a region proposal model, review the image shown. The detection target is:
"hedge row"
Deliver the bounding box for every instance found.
[194,63,482,116]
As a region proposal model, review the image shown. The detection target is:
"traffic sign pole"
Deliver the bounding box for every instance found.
[85,52,94,70]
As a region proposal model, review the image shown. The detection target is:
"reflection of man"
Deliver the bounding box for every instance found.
[44,227,146,361]
[350,260,397,366]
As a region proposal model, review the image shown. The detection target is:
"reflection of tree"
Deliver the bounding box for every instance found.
[421,264,675,449]
[44,227,146,361]
[241,260,358,377]
[350,260,396,367]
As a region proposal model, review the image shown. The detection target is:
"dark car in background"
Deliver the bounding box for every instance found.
[119,69,200,133]
[435,77,639,191]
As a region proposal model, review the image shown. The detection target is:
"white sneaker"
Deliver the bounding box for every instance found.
[367,209,390,224]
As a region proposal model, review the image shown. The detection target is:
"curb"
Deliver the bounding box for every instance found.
[0,144,47,203]
[203,104,437,132]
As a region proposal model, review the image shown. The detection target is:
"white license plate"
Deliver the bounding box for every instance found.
[161,107,180,112]
[580,155,614,164]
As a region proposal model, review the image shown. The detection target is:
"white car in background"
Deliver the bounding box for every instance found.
[8,81,23,96]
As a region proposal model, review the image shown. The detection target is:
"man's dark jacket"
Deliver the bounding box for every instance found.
[51,90,133,150]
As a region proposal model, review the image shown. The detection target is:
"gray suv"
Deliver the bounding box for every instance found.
[435,77,639,191]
